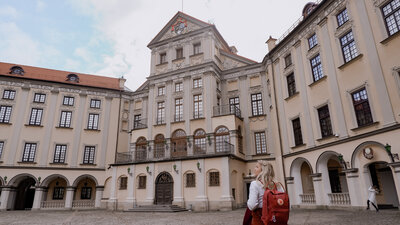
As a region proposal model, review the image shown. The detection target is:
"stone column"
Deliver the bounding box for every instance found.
[0,187,11,211]
[388,162,400,208]
[285,177,295,207]
[206,133,215,154]
[173,160,184,207]
[32,186,45,210]
[311,173,325,206]
[126,165,136,208]
[145,163,155,205]
[165,138,171,158]
[108,167,118,209]
[220,157,233,211]
[65,187,75,210]
[95,186,104,208]
[187,136,193,156]
[195,158,208,211]
[344,169,363,207]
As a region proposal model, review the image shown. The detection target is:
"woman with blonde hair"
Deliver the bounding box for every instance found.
[246,160,275,225]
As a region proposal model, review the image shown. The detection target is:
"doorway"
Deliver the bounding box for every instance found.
[14,177,36,210]
[368,162,399,209]
[155,172,173,205]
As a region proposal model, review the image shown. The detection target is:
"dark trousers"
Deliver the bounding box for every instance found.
[367,200,379,211]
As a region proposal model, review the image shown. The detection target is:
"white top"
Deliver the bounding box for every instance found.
[247,180,264,210]
[368,186,378,203]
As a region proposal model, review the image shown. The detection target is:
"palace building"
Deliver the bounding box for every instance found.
[1,0,400,211]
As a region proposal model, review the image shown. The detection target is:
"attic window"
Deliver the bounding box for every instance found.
[66,74,79,83]
[302,2,318,17]
[10,66,25,75]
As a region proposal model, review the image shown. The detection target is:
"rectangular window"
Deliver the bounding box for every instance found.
[337,8,349,27]
[119,177,128,190]
[340,31,358,63]
[133,114,142,129]
[158,86,166,96]
[176,48,183,59]
[63,96,74,106]
[22,143,36,162]
[52,187,65,200]
[193,78,202,88]
[53,144,67,163]
[29,108,43,125]
[193,43,201,55]
[156,102,165,124]
[292,118,303,146]
[308,33,318,49]
[34,93,46,103]
[310,54,324,82]
[287,73,296,97]
[0,105,12,123]
[83,146,95,164]
[0,141,4,159]
[2,90,16,100]
[138,176,146,189]
[251,93,263,116]
[284,54,292,68]
[209,171,220,186]
[59,111,72,128]
[160,52,167,64]
[318,105,333,138]
[186,173,196,187]
[175,98,183,122]
[255,132,267,154]
[382,0,400,36]
[90,99,101,109]
[352,88,373,127]
[229,97,240,114]
[175,82,183,92]
[87,113,99,130]
[193,94,203,119]
[81,187,92,199]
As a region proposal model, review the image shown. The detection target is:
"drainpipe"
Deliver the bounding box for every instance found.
[269,56,288,191]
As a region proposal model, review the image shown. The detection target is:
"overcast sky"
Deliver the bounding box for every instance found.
[0,0,314,91]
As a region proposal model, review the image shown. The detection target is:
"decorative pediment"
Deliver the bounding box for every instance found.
[148,12,211,47]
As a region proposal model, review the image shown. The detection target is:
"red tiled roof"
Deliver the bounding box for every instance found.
[0,62,122,90]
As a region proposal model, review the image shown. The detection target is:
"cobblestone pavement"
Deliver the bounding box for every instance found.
[0,208,399,225]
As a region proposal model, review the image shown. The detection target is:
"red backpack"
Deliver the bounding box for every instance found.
[261,182,290,225]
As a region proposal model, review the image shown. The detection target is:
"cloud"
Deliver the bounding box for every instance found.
[36,0,46,12]
[0,5,18,19]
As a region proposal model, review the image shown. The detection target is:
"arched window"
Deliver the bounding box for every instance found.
[135,137,147,160]
[154,134,165,159]
[215,126,230,152]
[171,129,187,157]
[66,74,79,83]
[194,129,206,155]
[9,66,24,75]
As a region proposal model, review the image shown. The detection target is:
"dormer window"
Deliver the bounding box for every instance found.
[160,53,167,64]
[9,66,24,75]
[66,74,79,83]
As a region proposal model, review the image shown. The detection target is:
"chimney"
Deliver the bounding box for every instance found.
[266,36,277,52]
[119,77,126,90]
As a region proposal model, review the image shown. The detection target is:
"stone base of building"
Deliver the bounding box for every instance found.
[172,197,185,208]
[291,204,366,210]
[193,196,209,211]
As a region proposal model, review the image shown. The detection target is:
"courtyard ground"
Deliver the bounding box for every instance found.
[0,208,399,225]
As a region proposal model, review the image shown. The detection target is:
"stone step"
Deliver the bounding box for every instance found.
[125,205,187,212]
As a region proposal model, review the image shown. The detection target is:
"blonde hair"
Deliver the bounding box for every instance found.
[255,160,275,189]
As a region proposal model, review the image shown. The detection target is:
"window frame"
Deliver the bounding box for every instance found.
[83,146,95,164]
[174,98,183,122]
[209,171,220,186]
[193,43,201,55]
[33,93,46,103]
[157,86,166,96]
[53,144,67,163]
[160,52,167,64]
[0,141,4,159]
[80,187,92,199]
[340,30,358,63]
[156,101,165,124]
[175,82,183,92]
[254,132,267,155]
[133,114,142,129]
[193,78,202,88]
[351,88,373,127]
[87,113,99,130]
[176,47,183,59]
[0,105,12,123]
[138,176,146,189]
[193,94,203,119]
[251,93,263,116]
[59,111,72,128]
[310,54,324,82]
[29,108,43,125]
[90,99,101,109]
[186,173,196,188]
[2,90,16,100]
[284,54,292,68]
[52,187,65,200]
[229,97,240,114]
[308,33,318,49]
[382,0,400,36]
[318,105,333,138]
[336,8,349,27]
[292,118,304,146]
[63,96,74,106]
[22,143,37,162]
[119,177,128,190]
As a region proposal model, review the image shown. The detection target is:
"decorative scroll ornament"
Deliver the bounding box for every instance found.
[363,147,374,160]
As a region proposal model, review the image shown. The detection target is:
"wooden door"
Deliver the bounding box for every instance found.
[155,172,173,205]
